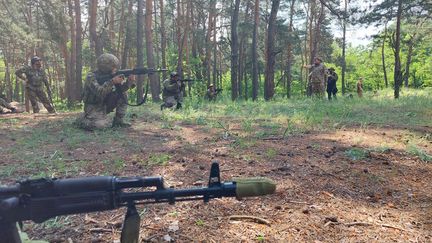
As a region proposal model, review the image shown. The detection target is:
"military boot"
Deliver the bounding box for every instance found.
[112,117,131,128]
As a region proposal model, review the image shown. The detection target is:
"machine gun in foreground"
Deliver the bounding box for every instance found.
[0,162,276,243]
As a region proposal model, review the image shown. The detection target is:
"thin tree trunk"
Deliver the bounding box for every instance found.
[393,0,403,99]
[230,0,240,100]
[264,0,280,101]
[68,0,76,103]
[74,0,83,101]
[286,0,296,99]
[89,0,102,66]
[121,0,134,69]
[341,0,347,94]
[404,36,414,88]
[159,0,167,81]
[382,23,388,88]
[116,0,127,57]
[136,0,145,103]
[252,0,259,101]
[145,0,160,102]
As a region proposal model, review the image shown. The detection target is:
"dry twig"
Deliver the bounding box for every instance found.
[228,215,271,226]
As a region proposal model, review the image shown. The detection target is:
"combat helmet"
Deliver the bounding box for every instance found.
[170,71,179,78]
[31,56,42,65]
[97,53,120,74]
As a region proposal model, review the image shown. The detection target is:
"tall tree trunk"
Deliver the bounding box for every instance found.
[89,0,102,66]
[67,0,76,103]
[74,0,83,101]
[382,24,388,88]
[205,0,216,87]
[121,0,134,69]
[341,0,347,95]
[264,0,280,101]
[159,0,167,81]
[145,0,160,102]
[404,36,415,88]
[176,0,184,75]
[136,0,145,103]
[286,0,295,99]
[116,0,127,57]
[252,0,260,101]
[393,0,403,99]
[212,13,217,87]
[230,0,240,100]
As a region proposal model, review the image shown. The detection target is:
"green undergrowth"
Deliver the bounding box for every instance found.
[136,88,432,138]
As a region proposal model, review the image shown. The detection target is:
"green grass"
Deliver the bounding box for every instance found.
[406,144,432,162]
[137,88,432,135]
[345,148,369,161]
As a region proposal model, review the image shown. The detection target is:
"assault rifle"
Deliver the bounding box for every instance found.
[96,67,167,107]
[0,163,276,243]
[96,67,167,85]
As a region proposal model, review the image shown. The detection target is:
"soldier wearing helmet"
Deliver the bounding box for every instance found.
[161,71,183,110]
[75,53,136,130]
[15,56,56,113]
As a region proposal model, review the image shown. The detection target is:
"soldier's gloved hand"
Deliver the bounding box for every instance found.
[112,75,125,85]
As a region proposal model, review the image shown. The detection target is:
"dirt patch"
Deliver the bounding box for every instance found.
[1,112,431,242]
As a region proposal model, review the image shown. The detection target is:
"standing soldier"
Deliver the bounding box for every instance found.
[15,56,56,113]
[75,53,136,130]
[304,57,327,97]
[326,67,338,100]
[357,77,364,98]
[161,72,183,110]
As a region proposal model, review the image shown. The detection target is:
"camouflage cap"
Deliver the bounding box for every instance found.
[31,56,42,64]
[97,53,120,74]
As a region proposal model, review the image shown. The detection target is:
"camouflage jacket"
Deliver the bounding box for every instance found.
[162,79,181,98]
[15,65,49,89]
[308,63,327,84]
[82,72,116,106]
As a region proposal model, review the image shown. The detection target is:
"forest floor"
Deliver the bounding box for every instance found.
[1,92,431,242]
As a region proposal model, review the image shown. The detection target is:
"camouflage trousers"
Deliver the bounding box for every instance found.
[26,86,55,113]
[75,92,128,131]
[162,94,183,110]
[311,82,325,97]
[0,97,14,110]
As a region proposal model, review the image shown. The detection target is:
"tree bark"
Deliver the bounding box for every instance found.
[74,0,82,101]
[393,0,403,99]
[89,0,102,66]
[159,0,167,81]
[145,0,160,102]
[286,0,296,99]
[137,0,145,103]
[252,0,260,101]
[341,0,347,95]
[67,0,76,103]
[264,0,280,101]
[382,23,388,88]
[230,0,240,100]
[121,0,134,69]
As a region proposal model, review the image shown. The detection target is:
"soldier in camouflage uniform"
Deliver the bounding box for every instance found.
[75,53,136,131]
[0,94,21,113]
[15,56,56,113]
[161,72,183,110]
[304,57,327,97]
